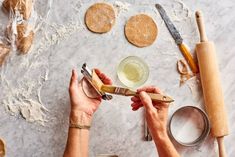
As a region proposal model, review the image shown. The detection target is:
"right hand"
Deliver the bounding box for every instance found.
[131,86,169,137]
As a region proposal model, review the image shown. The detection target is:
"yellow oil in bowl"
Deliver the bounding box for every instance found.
[117,56,149,88]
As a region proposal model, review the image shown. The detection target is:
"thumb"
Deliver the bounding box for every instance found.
[70,69,78,88]
[139,91,154,111]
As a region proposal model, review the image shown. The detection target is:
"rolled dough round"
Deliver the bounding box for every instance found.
[125,14,158,47]
[85,3,115,33]
[0,138,5,157]
[81,78,100,99]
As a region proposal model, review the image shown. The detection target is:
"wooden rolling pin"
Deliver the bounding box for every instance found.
[195,11,229,157]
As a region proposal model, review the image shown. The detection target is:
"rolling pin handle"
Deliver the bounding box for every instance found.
[217,137,227,157]
[195,11,208,42]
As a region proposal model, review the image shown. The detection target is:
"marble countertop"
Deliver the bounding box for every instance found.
[0,0,235,156]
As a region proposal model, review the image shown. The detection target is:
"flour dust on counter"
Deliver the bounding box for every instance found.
[0,64,49,125]
[113,1,130,14]
[70,0,83,12]
[0,20,83,124]
[0,0,54,125]
[1,13,84,125]
[36,20,83,55]
[171,0,192,22]
[186,76,202,101]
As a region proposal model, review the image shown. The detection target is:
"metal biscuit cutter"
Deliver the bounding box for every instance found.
[81,63,113,100]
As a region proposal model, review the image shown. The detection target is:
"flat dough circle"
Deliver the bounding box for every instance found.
[0,138,5,157]
[81,78,100,99]
[85,3,115,33]
[125,14,158,47]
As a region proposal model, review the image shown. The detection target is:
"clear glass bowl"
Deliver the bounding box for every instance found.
[117,56,149,88]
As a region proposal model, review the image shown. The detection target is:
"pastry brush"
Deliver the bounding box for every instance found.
[101,85,174,103]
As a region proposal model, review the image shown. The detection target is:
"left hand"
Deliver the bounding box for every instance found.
[69,69,112,116]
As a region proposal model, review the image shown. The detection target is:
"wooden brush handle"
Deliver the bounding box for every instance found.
[217,137,227,157]
[195,11,208,42]
[128,92,173,103]
[101,85,174,103]
[146,93,171,103]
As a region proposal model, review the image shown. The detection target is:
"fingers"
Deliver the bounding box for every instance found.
[131,95,166,111]
[131,86,163,112]
[131,102,142,111]
[139,91,154,111]
[131,96,141,102]
[69,69,78,90]
[137,86,162,94]
[131,96,142,111]
[94,68,112,85]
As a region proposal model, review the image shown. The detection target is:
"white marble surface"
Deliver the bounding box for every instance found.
[0,0,235,157]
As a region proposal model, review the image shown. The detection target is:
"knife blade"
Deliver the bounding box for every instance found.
[155,4,199,73]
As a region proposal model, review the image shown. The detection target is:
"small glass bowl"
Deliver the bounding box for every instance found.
[117,56,149,88]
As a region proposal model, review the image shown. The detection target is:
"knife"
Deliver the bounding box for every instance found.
[155,4,199,74]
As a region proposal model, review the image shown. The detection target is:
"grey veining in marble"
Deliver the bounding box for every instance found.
[0,0,235,157]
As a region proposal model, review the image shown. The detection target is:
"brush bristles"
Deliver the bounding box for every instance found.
[101,85,116,93]
[92,70,104,90]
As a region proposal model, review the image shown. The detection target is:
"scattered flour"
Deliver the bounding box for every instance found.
[0,66,49,125]
[71,0,83,12]
[172,0,192,21]
[0,0,55,125]
[37,20,83,55]
[186,76,202,101]
[113,1,130,14]
[0,18,83,125]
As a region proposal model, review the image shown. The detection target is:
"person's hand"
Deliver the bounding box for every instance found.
[131,86,169,138]
[69,69,112,117]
